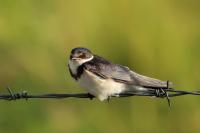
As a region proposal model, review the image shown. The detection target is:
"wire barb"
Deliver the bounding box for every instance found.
[1,81,200,107]
[166,81,171,107]
[4,87,29,100]
[6,87,16,100]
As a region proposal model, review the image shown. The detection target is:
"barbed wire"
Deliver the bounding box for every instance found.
[1,81,200,107]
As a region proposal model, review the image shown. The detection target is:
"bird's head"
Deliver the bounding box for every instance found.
[69,47,94,66]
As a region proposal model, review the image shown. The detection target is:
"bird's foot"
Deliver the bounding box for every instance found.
[87,93,95,100]
[107,96,111,103]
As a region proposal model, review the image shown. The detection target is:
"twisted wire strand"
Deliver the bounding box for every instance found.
[1,86,200,101]
[0,81,200,108]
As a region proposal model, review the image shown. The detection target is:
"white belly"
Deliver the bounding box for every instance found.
[77,70,126,101]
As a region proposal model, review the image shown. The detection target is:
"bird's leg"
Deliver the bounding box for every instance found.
[107,96,111,103]
[87,93,95,100]
[107,93,120,102]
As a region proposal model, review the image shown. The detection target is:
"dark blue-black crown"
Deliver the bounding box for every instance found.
[71,47,92,54]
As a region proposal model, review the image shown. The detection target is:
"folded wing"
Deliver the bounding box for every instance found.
[83,55,172,89]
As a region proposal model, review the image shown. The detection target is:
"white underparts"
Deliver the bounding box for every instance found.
[68,55,148,101]
[78,70,126,101]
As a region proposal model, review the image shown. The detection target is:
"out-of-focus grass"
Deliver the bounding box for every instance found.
[0,0,200,133]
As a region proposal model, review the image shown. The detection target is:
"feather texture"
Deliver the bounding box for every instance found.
[83,55,172,89]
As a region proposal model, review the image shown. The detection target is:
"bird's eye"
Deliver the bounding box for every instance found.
[79,54,86,58]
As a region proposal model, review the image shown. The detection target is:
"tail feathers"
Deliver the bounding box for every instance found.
[126,85,152,93]
[130,71,173,89]
[123,86,154,96]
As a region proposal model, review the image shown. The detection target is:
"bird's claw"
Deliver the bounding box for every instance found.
[107,96,111,102]
[87,93,94,100]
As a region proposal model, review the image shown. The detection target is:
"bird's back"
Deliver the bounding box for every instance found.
[83,55,172,89]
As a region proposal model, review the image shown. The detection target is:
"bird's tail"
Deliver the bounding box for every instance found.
[126,81,172,98]
[129,70,173,89]
[125,85,154,95]
[125,81,172,106]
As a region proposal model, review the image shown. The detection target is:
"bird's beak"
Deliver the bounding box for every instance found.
[71,57,81,60]
[70,54,80,60]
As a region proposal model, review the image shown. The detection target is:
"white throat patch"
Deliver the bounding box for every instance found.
[68,55,94,75]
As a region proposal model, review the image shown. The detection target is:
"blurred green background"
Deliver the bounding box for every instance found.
[0,0,200,133]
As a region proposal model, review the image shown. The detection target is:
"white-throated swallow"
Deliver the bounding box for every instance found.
[68,47,172,101]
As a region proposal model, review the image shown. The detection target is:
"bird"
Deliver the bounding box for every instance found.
[68,47,172,101]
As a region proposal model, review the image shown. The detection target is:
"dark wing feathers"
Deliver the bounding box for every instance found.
[83,55,172,89]
[129,71,172,88]
[83,55,132,82]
